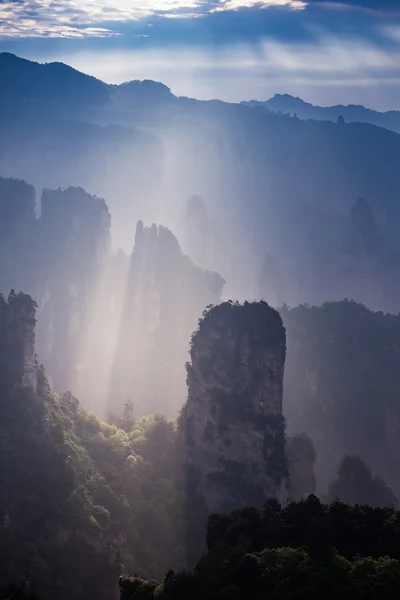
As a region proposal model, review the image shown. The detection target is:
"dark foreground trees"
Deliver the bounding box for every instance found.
[120,495,400,600]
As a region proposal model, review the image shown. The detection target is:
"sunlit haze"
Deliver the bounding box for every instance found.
[2,1,400,598]
[1,0,400,107]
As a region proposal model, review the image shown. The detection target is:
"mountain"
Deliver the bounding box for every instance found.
[0,53,109,118]
[2,53,399,131]
[3,53,400,311]
[111,79,175,111]
[242,93,400,133]
[5,51,400,600]
[0,53,181,123]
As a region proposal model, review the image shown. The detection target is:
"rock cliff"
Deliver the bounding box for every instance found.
[281,300,400,496]
[37,186,111,395]
[0,178,36,296]
[0,290,37,393]
[183,301,287,521]
[108,221,225,417]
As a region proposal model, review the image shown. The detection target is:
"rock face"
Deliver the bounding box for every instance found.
[281,300,400,496]
[183,301,288,520]
[340,197,385,310]
[37,186,111,395]
[0,290,37,393]
[108,221,225,418]
[0,177,36,296]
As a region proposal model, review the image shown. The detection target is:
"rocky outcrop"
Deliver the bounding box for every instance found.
[36,186,111,395]
[0,290,37,393]
[0,177,37,296]
[108,221,225,418]
[183,301,288,518]
[340,197,385,310]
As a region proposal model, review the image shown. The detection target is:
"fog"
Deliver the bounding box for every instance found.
[3,2,400,598]
[2,50,400,554]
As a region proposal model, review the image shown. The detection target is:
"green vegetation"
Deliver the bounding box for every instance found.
[121,496,400,600]
[0,375,184,600]
[191,300,286,355]
[2,298,400,600]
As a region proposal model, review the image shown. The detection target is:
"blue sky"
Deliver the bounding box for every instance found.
[1,0,400,108]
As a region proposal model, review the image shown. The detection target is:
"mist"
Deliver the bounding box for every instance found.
[2,42,400,600]
[8,30,400,109]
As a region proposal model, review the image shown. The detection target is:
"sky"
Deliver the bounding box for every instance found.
[1,0,400,108]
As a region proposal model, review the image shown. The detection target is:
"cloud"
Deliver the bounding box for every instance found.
[0,0,199,38]
[1,0,400,109]
[51,33,400,109]
[0,0,306,38]
[0,0,399,40]
[213,0,305,11]
[308,0,398,7]
[304,0,400,14]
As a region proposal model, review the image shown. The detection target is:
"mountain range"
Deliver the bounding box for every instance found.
[2,52,400,312]
[242,94,400,134]
[2,52,400,131]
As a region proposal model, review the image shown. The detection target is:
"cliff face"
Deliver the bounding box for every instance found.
[340,197,386,310]
[108,221,225,418]
[281,300,400,497]
[0,291,37,393]
[0,178,37,296]
[0,178,115,405]
[183,301,287,520]
[37,186,111,395]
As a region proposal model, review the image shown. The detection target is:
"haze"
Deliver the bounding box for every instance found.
[2,2,400,599]
[1,1,400,108]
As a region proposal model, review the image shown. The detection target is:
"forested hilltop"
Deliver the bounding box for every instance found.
[0,293,184,598]
[121,496,400,600]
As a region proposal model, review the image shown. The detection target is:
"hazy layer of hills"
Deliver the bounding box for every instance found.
[2,52,400,130]
[243,94,400,134]
[2,53,400,311]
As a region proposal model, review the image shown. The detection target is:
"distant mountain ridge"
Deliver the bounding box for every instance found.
[0,53,177,117]
[0,53,110,122]
[242,94,400,133]
[3,51,400,316]
[2,53,400,132]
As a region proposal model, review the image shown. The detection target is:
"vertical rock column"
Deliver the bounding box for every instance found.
[0,291,38,393]
[37,186,111,394]
[108,221,225,418]
[183,300,287,518]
